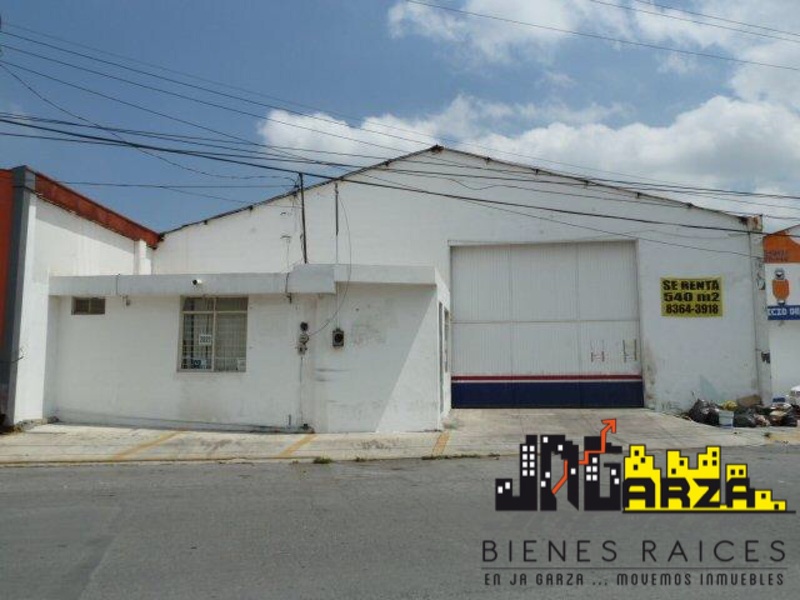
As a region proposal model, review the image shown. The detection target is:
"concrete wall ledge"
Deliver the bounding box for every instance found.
[49,264,441,297]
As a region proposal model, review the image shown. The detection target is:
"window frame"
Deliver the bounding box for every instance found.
[178,296,248,373]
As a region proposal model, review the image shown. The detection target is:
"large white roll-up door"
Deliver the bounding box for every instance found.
[451,242,643,407]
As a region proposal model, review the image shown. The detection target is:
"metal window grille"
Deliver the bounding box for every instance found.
[72,297,106,315]
[180,297,248,372]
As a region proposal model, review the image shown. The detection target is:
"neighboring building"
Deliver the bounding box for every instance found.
[763,227,800,397]
[0,147,773,432]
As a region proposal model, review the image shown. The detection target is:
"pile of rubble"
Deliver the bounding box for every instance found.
[685,396,798,428]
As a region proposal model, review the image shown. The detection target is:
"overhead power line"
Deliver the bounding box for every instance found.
[7,101,800,222]
[0,115,760,234]
[0,62,279,181]
[0,60,330,177]
[629,0,800,40]
[0,32,479,171]
[0,116,332,177]
[2,115,785,255]
[2,25,494,167]
[3,21,396,126]
[1,19,776,193]
[586,0,800,46]
[406,0,800,73]
[6,109,797,205]
[139,187,257,206]
[0,49,493,179]
[0,111,359,168]
[61,171,800,221]
[3,26,799,224]
[6,110,800,220]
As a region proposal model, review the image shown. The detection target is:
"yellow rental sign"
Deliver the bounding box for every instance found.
[661,277,723,317]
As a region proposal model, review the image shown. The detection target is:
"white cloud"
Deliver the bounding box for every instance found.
[257,95,628,162]
[388,1,464,43]
[730,41,800,110]
[388,0,632,63]
[387,1,800,111]
[539,70,576,89]
[257,94,800,225]
[468,96,800,189]
[657,53,700,75]
[260,93,800,189]
[259,3,800,227]
[387,1,800,78]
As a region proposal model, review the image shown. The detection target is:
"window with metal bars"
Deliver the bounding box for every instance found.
[72,297,105,315]
[180,297,248,372]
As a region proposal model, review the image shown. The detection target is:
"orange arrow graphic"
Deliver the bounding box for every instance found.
[579,418,616,465]
[551,459,569,494]
[552,419,617,495]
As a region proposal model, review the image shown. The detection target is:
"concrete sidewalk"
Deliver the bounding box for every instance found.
[0,408,796,466]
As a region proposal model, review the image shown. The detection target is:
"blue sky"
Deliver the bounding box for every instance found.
[2,1,800,231]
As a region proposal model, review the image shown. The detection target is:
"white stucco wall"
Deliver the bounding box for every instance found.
[154,149,767,411]
[50,281,441,433]
[636,239,764,411]
[53,295,310,429]
[13,195,142,422]
[310,283,441,433]
[155,197,303,275]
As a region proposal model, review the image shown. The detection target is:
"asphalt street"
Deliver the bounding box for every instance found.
[1,445,798,600]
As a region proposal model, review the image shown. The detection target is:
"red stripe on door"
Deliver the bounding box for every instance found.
[452,374,642,382]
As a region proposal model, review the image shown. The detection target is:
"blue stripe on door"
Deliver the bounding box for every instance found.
[452,380,644,408]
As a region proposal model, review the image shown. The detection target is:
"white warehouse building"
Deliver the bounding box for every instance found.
[0,147,772,433]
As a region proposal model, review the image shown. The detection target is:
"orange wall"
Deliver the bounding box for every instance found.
[0,170,13,347]
[764,230,800,264]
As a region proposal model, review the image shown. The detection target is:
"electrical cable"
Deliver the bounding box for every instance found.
[0,21,749,188]
[2,122,785,255]
[628,0,800,39]
[308,182,352,338]
[1,31,454,155]
[0,108,790,213]
[0,19,773,197]
[406,0,800,73]
[0,62,276,180]
[0,60,314,178]
[0,45,426,163]
[0,116,775,234]
[7,108,799,209]
[586,0,800,46]
[6,115,800,223]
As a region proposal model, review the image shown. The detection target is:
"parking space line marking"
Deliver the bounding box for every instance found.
[432,431,450,456]
[277,434,316,458]
[112,430,184,460]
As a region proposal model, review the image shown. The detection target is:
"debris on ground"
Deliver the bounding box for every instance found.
[687,399,720,426]
[684,398,799,428]
[733,412,756,428]
[754,414,771,427]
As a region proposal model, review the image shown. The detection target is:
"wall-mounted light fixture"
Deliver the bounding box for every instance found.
[332,327,345,348]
